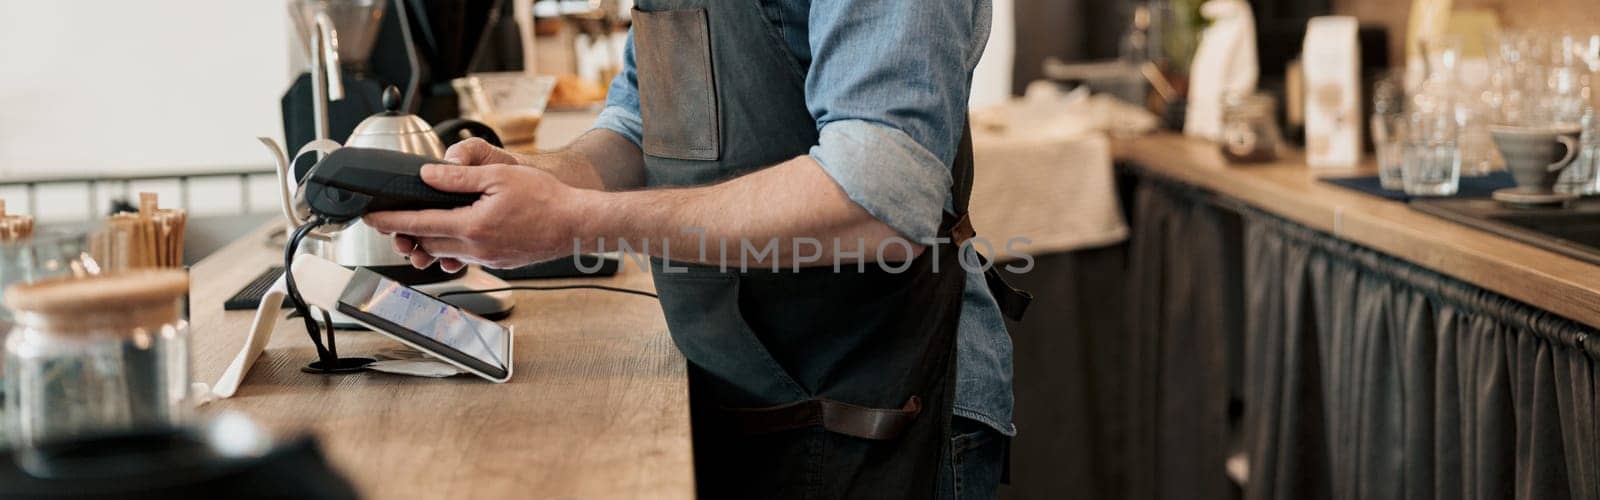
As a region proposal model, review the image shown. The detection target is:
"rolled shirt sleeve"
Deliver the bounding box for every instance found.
[809,121,951,242]
[803,0,989,242]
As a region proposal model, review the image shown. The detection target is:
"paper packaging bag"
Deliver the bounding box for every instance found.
[1302,16,1362,169]
[1183,0,1259,141]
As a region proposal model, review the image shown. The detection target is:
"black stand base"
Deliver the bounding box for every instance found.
[301,357,377,374]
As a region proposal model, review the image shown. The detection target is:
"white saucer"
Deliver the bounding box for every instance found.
[1491,187,1580,207]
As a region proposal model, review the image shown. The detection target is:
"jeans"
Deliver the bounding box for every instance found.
[937,417,1008,500]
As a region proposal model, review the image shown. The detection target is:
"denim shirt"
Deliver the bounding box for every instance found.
[592,0,1014,436]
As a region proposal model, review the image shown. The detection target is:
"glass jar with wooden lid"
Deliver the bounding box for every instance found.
[1221,92,1284,163]
[3,270,189,448]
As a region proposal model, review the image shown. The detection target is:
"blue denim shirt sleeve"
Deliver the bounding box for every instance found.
[803,0,989,241]
[591,30,644,147]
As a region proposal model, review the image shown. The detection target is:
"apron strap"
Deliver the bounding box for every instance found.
[950,213,1034,322]
[984,260,1032,322]
[951,121,976,214]
[722,396,923,441]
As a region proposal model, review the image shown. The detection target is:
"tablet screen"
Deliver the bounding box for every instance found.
[337,268,509,376]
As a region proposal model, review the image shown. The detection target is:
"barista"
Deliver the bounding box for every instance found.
[363,1,1027,497]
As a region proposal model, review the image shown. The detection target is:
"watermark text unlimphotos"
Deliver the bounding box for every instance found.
[571,227,1035,274]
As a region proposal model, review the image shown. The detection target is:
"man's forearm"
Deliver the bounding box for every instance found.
[516,129,646,191]
[571,155,924,267]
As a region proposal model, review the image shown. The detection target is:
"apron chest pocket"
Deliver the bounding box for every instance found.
[632,7,721,161]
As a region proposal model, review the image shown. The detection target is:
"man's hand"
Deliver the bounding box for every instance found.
[377,138,523,271]
[364,162,588,273]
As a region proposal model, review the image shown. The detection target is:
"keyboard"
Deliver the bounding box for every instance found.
[224,266,288,311]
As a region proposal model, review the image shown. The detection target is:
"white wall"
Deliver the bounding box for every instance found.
[0,1,291,177]
[970,0,1014,109]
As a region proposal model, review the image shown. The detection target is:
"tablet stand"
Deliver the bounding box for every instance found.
[204,272,371,402]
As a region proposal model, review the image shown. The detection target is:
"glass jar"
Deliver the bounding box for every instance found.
[3,270,190,448]
[0,230,97,447]
[1220,93,1283,163]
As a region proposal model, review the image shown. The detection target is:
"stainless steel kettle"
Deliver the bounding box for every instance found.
[343,87,502,159]
[259,86,500,276]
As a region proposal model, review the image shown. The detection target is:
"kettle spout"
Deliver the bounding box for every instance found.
[257,137,309,228]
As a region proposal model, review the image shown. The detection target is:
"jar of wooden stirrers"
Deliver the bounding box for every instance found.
[90,193,188,271]
[0,200,35,243]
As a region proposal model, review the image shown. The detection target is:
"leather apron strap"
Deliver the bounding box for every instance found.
[725,396,922,441]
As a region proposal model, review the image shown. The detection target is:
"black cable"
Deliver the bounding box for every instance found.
[320,307,339,359]
[437,284,659,299]
[284,217,334,363]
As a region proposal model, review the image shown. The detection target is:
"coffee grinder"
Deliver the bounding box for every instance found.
[282,0,400,158]
[282,0,511,156]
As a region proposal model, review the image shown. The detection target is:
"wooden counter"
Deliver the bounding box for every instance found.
[188,224,693,499]
[1113,134,1600,330]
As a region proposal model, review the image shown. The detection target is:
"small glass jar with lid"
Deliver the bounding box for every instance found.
[3,270,190,447]
[0,230,96,447]
[1220,92,1284,163]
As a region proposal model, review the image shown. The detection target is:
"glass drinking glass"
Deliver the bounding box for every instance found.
[1555,33,1600,194]
[1408,36,1497,179]
[1559,104,1600,194]
[1411,37,1459,116]
[1371,70,1407,189]
[1373,113,1408,190]
[1403,107,1462,196]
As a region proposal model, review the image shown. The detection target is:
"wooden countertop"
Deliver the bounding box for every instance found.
[188,223,693,499]
[1113,134,1600,330]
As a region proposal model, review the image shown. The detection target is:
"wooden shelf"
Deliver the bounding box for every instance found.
[1114,133,1600,330]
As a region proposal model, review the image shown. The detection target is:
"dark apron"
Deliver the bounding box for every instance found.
[631,1,1029,497]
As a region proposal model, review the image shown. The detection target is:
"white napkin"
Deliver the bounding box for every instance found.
[965,82,1138,257]
[971,82,1158,140]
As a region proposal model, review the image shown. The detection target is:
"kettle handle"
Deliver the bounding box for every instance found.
[435,119,503,149]
[257,137,306,228]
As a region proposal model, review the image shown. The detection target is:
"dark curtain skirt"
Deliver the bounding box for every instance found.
[1001,171,1597,499]
[1240,206,1600,500]
[1121,178,1246,500]
[1001,175,1245,500]
[1000,248,1132,499]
